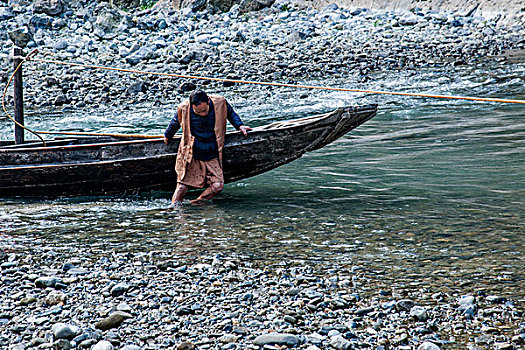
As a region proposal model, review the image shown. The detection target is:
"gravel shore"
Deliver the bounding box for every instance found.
[1,1,524,111]
[1,249,524,350]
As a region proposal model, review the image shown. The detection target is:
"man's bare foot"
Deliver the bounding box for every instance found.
[190,198,207,206]
[168,200,182,210]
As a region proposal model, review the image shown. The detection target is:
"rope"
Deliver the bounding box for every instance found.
[32,57,525,105]
[35,130,163,139]
[2,49,46,146]
[3,51,524,147]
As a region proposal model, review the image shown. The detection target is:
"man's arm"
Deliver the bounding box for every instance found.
[164,112,181,144]
[226,101,252,136]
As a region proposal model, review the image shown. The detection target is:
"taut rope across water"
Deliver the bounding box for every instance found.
[2,49,524,145]
[32,57,525,104]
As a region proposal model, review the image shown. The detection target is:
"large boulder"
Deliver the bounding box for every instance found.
[8,0,32,7]
[8,27,33,48]
[175,0,273,13]
[237,0,274,14]
[207,0,236,12]
[29,14,53,33]
[33,0,65,16]
[111,0,140,8]
[93,5,126,39]
[125,44,159,65]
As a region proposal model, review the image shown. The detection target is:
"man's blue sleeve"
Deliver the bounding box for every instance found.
[164,112,181,139]
[226,101,244,130]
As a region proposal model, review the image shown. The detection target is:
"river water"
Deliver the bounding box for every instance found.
[1,62,524,300]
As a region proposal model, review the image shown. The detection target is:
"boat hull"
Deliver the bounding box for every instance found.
[0,105,377,197]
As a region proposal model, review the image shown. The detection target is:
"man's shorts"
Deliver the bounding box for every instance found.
[179,157,224,188]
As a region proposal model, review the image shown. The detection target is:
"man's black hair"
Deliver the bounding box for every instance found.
[189,89,208,106]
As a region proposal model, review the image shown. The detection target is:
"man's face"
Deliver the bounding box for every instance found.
[191,100,210,117]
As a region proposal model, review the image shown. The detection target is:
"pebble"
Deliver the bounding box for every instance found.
[35,276,62,288]
[92,340,114,350]
[410,306,428,321]
[418,341,441,350]
[52,323,78,340]
[110,283,130,297]
[396,299,415,312]
[253,333,301,347]
[46,291,67,306]
[218,334,240,343]
[487,295,506,304]
[95,311,132,330]
[53,339,72,350]
[329,334,351,350]
[177,342,195,350]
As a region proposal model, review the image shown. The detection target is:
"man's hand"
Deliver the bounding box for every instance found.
[239,125,253,136]
[163,136,169,144]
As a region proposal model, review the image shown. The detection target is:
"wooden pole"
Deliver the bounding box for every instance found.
[13,47,24,144]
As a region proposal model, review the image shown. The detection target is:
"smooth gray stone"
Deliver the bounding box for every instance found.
[34,0,64,16]
[329,335,351,350]
[53,339,72,350]
[121,346,142,350]
[458,295,475,306]
[0,7,14,21]
[418,341,441,350]
[35,276,61,288]
[487,295,506,304]
[95,311,132,331]
[0,261,18,268]
[8,27,33,48]
[45,291,66,306]
[396,299,415,312]
[253,333,300,347]
[53,18,67,29]
[176,342,195,350]
[410,306,428,321]
[66,268,90,276]
[54,94,70,106]
[126,45,157,65]
[53,39,68,50]
[93,6,123,39]
[52,323,78,340]
[355,306,374,315]
[92,340,114,350]
[494,343,513,350]
[110,283,130,297]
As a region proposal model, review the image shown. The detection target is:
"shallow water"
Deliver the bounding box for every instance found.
[1,63,524,299]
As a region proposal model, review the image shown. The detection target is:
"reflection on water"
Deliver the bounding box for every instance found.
[1,63,524,299]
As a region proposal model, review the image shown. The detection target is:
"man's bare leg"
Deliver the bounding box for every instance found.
[170,183,189,208]
[190,182,223,205]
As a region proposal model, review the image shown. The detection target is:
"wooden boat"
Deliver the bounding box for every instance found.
[0,104,377,197]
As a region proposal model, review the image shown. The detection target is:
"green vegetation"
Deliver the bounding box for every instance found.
[140,0,158,10]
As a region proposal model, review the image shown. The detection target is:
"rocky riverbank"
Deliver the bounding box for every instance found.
[1,248,524,350]
[0,0,524,113]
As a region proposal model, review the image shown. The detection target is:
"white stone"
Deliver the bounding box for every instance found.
[418,341,441,350]
[93,340,114,350]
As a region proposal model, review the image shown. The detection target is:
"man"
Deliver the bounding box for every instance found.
[164,90,252,207]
